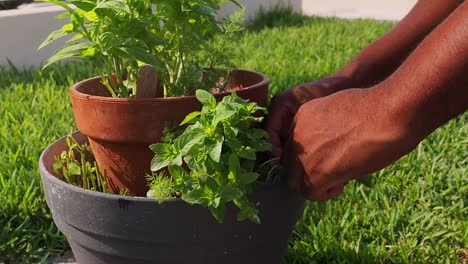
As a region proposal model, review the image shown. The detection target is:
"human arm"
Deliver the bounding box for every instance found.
[264,0,463,158]
[285,1,468,201]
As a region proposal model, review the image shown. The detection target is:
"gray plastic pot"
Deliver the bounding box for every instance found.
[39,132,305,264]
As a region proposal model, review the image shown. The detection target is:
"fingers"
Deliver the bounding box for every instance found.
[263,95,292,158]
[302,182,345,202]
[283,135,304,191]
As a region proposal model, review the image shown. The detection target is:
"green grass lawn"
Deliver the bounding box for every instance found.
[1,11,466,263]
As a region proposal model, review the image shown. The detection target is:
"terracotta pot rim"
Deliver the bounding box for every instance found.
[70,69,269,103]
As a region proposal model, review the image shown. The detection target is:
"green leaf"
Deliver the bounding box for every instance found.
[238,147,256,160]
[67,162,81,176]
[95,0,131,14]
[42,0,75,13]
[56,12,71,20]
[250,128,269,139]
[250,140,272,152]
[98,32,120,52]
[119,46,162,67]
[150,144,178,171]
[168,165,187,179]
[219,186,243,203]
[174,129,204,154]
[183,189,210,206]
[196,90,216,108]
[238,172,259,185]
[52,161,63,172]
[228,153,240,176]
[209,135,224,162]
[38,28,68,50]
[42,42,92,69]
[70,0,96,12]
[180,111,201,125]
[209,205,226,223]
[237,200,260,224]
[212,110,236,128]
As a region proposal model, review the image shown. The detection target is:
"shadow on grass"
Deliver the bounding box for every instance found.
[245,5,308,32]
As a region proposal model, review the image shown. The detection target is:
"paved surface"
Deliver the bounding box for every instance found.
[41,1,416,263]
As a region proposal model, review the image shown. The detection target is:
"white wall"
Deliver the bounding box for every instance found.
[0,4,69,70]
[219,0,302,19]
[301,0,417,21]
[1,0,418,70]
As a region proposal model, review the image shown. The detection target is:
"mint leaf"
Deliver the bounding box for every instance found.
[238,172,259,185]
[183,189,210,206]
[219,186,243,203]
[150,144,180,171]
[174,130,204,154]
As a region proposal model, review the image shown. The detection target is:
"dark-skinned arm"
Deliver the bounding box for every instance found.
[285,1,468,201]
[264,0,463,158]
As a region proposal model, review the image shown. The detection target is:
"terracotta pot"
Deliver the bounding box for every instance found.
[70,69,269,196]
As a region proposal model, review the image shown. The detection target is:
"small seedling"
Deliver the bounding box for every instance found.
[53,135,109,193]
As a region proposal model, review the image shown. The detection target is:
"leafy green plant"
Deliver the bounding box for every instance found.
[146,172,178,203]
[149,90,272,223]
[53,135,109,193]
[39,0,243,98]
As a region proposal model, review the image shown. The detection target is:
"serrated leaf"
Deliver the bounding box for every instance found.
[180,111,201,125]
[168,165,188,179]
[150,144,175,171]
[98,32,120,52]
[238,172,259,184]
[196,90,216,108]
[183,189,210,206]
[174,129,204,154]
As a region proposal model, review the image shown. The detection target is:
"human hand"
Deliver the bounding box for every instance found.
[283,87,420,201]
[263,76,351,158]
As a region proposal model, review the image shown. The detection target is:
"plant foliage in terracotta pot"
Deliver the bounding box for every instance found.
[40,0,269,196]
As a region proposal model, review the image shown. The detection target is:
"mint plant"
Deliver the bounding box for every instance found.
[39,0,243,98]
[149,90,272,223]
